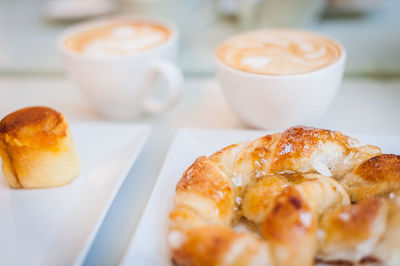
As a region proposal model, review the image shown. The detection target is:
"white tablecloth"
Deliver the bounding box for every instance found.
[0,76,399,265]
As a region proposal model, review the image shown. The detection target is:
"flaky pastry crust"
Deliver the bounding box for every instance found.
[169,126,400,266]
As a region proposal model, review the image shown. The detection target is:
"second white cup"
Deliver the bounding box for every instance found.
[215,29,346,129]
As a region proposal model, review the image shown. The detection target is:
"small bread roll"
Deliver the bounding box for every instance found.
[0,106,80,188]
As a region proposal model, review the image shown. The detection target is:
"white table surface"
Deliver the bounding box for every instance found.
[0,76,399,265]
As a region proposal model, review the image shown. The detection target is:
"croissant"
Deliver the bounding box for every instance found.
[169,126,400,266]
[340,154,400,202]
[317,197,388,263]
[242,173,350,224]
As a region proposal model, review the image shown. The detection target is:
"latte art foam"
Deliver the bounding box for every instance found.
[216,29,342,75]
[65,22,171,57]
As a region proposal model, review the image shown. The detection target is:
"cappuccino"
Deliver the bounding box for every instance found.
[216,29,342,75]
[65,21,171,57]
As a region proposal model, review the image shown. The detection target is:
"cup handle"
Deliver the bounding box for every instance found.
[143,60,184,114]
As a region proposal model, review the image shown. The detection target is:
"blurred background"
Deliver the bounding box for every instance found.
[0,2,399,265]
[0,0,399,77]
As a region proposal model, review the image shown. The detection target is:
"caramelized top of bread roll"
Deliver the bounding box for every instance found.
[0,106,67,149]
[0,106,80,189]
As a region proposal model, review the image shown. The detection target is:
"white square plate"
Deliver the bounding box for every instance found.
[121,128,400,266]
[0,122,150,266]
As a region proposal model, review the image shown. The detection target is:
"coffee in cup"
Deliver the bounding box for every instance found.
[216,29,342,76]
[64,21,172,57]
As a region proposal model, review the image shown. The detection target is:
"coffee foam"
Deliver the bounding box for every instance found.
[216,29,342,75]
[241,56,271,69]
[65,22,171,56]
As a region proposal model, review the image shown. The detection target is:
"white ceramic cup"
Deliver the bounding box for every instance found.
[58,16,183,120]
[215,32,346,129]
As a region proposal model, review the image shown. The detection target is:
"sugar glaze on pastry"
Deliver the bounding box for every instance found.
[0,106,80,188]
[169,126,400,266]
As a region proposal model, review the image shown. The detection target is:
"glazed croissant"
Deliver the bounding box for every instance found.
[340,154,400,202]
[169,126,400,266]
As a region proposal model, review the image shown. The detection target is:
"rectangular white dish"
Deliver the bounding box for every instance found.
[0,122,150,266]
[120,128,400,266]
